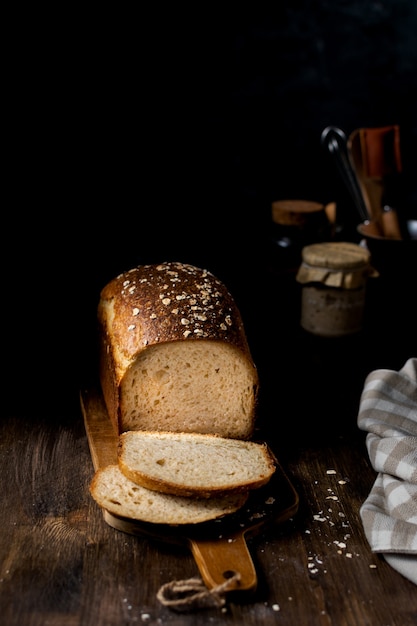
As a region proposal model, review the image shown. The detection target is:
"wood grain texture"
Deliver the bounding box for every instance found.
[1,407,416,625]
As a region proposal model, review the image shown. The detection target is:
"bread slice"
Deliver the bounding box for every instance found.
[98,262,259,438]
[118,431,276,498]
[90,464,249,525]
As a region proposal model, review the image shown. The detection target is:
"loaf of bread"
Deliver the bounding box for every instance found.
[98,261,259,438]
[90,464,249,525]
[118,431,276,498]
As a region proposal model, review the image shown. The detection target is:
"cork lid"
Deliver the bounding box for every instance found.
[271,200,325,226]
[296,242,375,288]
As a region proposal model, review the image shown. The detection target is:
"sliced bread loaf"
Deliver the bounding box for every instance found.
[98,262,259,438]
[90,464,249,525]
[118,431,276,498]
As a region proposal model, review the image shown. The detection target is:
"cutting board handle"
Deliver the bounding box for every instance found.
[189,530,257,592]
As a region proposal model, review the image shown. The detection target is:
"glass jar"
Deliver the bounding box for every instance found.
[296,242,376,337]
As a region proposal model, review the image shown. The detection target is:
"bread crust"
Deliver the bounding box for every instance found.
[98,262,259,435]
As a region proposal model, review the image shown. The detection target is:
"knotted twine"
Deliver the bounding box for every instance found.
[156,572,241,612]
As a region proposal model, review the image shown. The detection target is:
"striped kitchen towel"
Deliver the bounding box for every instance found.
[357,357,417,584]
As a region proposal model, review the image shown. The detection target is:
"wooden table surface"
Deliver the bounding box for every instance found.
[1,264,416,625]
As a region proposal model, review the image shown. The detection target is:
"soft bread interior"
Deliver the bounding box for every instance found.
[118,431,276,497]
[90,465,249,524]
[120,340,258,438]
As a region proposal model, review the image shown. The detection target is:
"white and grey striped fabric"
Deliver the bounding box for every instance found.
[357,357,417,585]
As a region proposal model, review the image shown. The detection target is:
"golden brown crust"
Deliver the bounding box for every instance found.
[99,262,252,357]
[98,334,120,434]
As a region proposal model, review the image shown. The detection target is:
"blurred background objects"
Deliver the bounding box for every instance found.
[5,1,416,411]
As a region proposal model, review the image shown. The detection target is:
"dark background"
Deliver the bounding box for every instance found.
[5,1,416,413]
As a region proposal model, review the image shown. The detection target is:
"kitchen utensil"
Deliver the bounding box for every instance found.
[348,125,404,239]
[321,125,371,224]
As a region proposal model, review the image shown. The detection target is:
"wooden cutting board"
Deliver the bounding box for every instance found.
[80,387,299,594]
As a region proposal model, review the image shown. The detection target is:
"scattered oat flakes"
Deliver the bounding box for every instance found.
[326,469,337,474]
[251,512,265,519]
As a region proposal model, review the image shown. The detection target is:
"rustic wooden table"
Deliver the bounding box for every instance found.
[1,263,416,625]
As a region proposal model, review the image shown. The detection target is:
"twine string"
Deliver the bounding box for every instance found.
[156,572,241,612]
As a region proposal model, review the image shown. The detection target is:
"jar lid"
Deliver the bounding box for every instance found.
[301,242,370,270]
[271,200,325,226]
[296,242,376,288]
